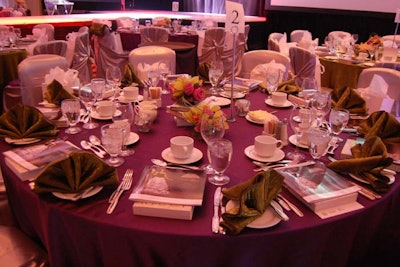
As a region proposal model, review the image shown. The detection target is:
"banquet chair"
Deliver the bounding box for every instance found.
[267,32,284,51]
[128,45,176,82]
[69,29,92,84]
[239,50,290,80]
[290,30,311,43]
[32,23,55,41]
[221,37,246,80]
[116,17,136,31]
[381,35,400,47]
[32,40,68,57]
[357,67,400,118]
[328,31,351,40]
[18,54,69,106]
[139,26,169,45]
[198,27,226,65]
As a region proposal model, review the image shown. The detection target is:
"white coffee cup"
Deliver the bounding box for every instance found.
[170,136,194,159]
[96,100,114,117]
[254,135,283,157]
[271,92,287,106]
[123,86,139,100]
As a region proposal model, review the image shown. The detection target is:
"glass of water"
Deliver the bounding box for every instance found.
[207,139,232,185]
[61,99,81,134]
[101,124,125,167]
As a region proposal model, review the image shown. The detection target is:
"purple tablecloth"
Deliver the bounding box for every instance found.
[2,89,400,267]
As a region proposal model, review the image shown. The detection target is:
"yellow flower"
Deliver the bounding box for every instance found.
[183,104,229,132]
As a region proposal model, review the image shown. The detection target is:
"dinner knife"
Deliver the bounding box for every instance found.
[212,187,221,234]
[270,201,289,221]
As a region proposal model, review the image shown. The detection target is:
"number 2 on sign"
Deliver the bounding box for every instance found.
[230,10,239,33]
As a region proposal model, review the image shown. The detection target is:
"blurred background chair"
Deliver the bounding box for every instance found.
[139,26,169,45]
[32,23,55,41]
[290,29,311,43]
[18,54,69,106]
[328,30,351,40]
[198,27,225,65]
[68,26,93,84]
[32,40,67,57]
[267,32,284,52]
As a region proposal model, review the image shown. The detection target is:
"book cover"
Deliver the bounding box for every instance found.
[129,165,206,206]
[3,140,80,181]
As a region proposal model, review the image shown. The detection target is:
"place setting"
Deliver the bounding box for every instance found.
[161,136,203,165]
[265,92,292,108]
[118,86,144,103]
[244,135,286,163]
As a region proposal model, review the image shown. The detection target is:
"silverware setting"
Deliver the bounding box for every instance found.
[270,200,289,221]
[80,140,106,158]
[107,169,134,214]
[252,160,292,172]
[277,194,304,217]
[151,159,204,171]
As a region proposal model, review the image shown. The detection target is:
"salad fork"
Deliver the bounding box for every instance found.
[107,169,134,214]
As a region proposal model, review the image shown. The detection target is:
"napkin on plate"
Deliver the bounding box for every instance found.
[357,111,400,144]
[220,170,283,235]
[331,86,368,115]
[120,63,143,88]
[33,151,118,194]
[45,79,76,106]
[328,136,393,192]
[0,104,58,140]
[276,78,300,94]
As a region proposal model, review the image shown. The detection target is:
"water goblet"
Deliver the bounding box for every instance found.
[207,139,232,186]
[101,124,125,167]
[61,99,82,134]
[287,105,312,161]
[328,108,349,143]
[266,68,281,94]
[91,78,106,103]
[310,92,331,127]
[0,31,7,51]
[307,127,331,170]
[208,60,224,95]
[148,69,160,87]
[112,102,135,156]
[106,67,122,99]
[79,84,98,129]
[158,61,171,94]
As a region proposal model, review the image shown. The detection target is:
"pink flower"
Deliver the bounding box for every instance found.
[184,82,194,95]
[193,88,205,101]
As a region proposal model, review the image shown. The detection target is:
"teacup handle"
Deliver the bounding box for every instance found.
[276,140,283,150]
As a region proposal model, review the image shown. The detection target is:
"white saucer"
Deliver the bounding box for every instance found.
[226,200,281,229]
[288,134,308,149]
[219,91,245,99]
[203,96,231,107]
[52,186,103,201]
[245,114,264,125]
[91,110,122,120]
[161,147,203,164]
[265,98,292,108]
[244,145,285,162]
[118,95,143,103]
[125,132,140,145]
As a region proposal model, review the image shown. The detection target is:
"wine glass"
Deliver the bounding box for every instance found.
[91,78,106,103]
[208,60,224,95]
[287,105,312,161]
[79,84,98,129]
[328,108,349,143]
[0,31,7,51]
[148,69,160,87]
[106,67,121,99]
[8,30,17,49]
[101,124,125,167]
[112,102,135,156]
[207,139,232,186]
[310,92,331,127]
[307,127,331,170]
[266,68,281,94]
[300,77,318,106]
[158,61,171,94]
[61,99,82,134]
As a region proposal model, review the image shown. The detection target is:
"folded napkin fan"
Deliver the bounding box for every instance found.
[220,170,283,235]
[358,111,400,144]
[331,87,368,115]
[45,79,76,106]
[120,63,143,88]
[33,151,118,194]
[276,78,301,95]
[0,104,58,140]
[328,136,393,193]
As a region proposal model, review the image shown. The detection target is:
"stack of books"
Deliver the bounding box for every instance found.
[278,167,363,219]
[129,165,207,220]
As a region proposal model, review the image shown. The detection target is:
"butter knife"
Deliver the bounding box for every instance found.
[212,187,221,234]
[270,200,289,221]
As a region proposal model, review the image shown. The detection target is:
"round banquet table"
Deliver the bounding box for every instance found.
[1,88,400,267]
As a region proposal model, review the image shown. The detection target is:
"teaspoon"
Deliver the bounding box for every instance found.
[89,135,107,152]
[80,140,105,158]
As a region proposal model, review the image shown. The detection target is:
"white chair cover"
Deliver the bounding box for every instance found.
[128,45,176,82]
[290,30,311,43]
[139,26,169,44]
[32,24,55,41]
[289,46,320,87]
[32,40,67,57]
[70,30,92,84]
[328,31,351,40]
[198,27,225,64]
[18,55,69,106]
[381,35,400,47]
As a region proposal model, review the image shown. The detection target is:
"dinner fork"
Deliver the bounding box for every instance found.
[107,169,134,214]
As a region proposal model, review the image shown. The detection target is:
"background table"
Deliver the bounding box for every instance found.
[1,89,400,267]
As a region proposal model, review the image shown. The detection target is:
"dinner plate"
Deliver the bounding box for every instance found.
[288,134,308,149]
[219,91,245,99]
[204,96,231,107]
[91,110,122,120]
[125,132,140,145]
[244,145,285,163]
[52,186,103,201]
[161,147,203,164]
[118,95,143,103]
[5,137,41,145]
[245,114,264,125]
[225,200,281,229]
[349,172,395,185]
[265,99,292,108]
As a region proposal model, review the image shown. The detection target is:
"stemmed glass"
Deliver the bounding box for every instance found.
[79,84,98,129]
[112,102,135,156]
[0,31,7,51]
[328,108,349,143]
[8,30,17,49]
[207,139,232,186]
[307,127,331,170]
[287,105,312,161]
[61,99,82,134]
[266,68,281,94]
[300,77,318,106]
[200,114,226,174]
[91,78,106,104]
[101,124,125,167]
[148,69,160,87]
[310,92,331,127]
[208,60,224,95]
[106,67,121,100]
[158,61,171,94]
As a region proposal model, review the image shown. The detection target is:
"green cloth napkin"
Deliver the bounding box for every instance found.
[357,111,400,144]
[197,62,210,82]
[89,22,110,37]
[0,104,58,139]
[276,78,301,95]
[220,170,283,235]
[33,151,118,194]
[120,63,143,88]
[328,136,393,192]
[45,79,76,106]
[331,87,367,115]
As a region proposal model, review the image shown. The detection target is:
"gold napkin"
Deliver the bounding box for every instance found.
[120,63,143,88]
[328,136,393,192]
[0,104,58,139]
[331,87,368,115]
[45,79,76,106]
[197,62,210,82]
[33,151,118,194]
[357,111,400,144]
[89,22,110,37]
[220,170,283,235]
[276,78,300,95]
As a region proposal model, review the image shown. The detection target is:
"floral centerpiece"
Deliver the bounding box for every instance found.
[169,76,206,106]
[182,104,229,133]
[355,33,383,54]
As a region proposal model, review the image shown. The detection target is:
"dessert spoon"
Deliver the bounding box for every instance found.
[89,135,108,153]
[80,140,105,158]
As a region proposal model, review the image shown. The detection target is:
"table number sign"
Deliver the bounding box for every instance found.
[225,0,245,34]
[394,8,400,23]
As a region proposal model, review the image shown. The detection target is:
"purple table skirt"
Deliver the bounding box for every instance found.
[2,89,400,267]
